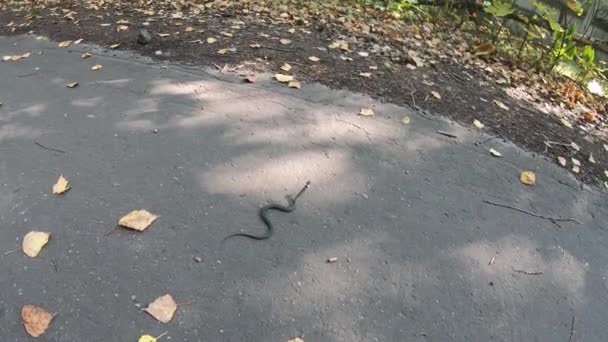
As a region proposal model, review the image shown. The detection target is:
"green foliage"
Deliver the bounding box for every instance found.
[484,0,515,17]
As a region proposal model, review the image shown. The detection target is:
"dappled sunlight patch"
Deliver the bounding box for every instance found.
[0,123,43,142]
[198,149,367,204]
[71,96,104,108]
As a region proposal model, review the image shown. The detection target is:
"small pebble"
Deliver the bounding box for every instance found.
[327,257,338,263]
[194,256,203,263]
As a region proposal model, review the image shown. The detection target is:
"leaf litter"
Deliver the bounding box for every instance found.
[145,294,177,323]
[22,305,54,337]
[118,210,158,231]
[22,231,50,257]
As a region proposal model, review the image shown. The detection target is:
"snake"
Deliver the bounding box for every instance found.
[223,181,311,241]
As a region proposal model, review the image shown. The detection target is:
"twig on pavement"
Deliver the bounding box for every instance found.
[436,130,458,138]
[34,141,66,153]
[512,268,543,275]
[483,200,582,224]
[568,315,575,342]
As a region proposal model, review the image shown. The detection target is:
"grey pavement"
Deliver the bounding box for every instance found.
[1,34,608,342]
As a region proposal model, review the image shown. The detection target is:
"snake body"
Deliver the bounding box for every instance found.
[224,181,311,241]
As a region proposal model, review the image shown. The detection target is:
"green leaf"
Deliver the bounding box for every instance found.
[484,0,516,17]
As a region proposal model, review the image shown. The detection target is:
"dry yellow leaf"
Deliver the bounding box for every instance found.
[557,156,567,167]
[572,165,580,174]
[571,142,580,151]
[52,175,70,194]
[359,108,374,116]
[221,31,233,37]
[66,82,78,88]
[279,38,291,45]
[431,91,441,99]
[22,231,50,257]
[185,26,194,32]
[145,294,177,323]
[58,40,72,48]
[91,64,102,71]
[73,38,83,44]
[81,53,91,59]
[589,153,596,164]
[217,48,228,55]
[288,338,304,342]
[359,72,372,78]
[250,43,261,48]
[520,171,536,186]
[308,56,320,62]
[207,37,217,44]
[473,119,484,129]
[139,335,157,342]
[117,25,129,32]
[402,116,410,124]
[109,43,121,49]
[274,74,293,83]
[474,41,496,56]
[489,148,502,157]
[280,63,292,72]
[571,158,581,167]
[3,53,31,62]
[22,305,53,337]
[118,210,158,231]
[157,33,170,37]
[288,81,301,89]
[494,100,509,111]
[560,117,573,129]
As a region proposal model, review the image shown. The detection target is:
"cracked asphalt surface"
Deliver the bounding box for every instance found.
[1,34,608,342]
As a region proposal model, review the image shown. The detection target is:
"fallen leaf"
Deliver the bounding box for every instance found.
[571,142,580,151]
[91,64,102,71]
[244,76,256,83]
[73,38,83,44]
[22,231,50,257]
[139,335,158,342]
[402,116,410,124]
[185,26,194,32]
[560,117,573,129]
[406,64,417,70]
[52,175,70,194]
[604,144,608,152]
[157,33,170,37]
[145,294,177,323]
[572,165,580,173]
[118,210,158,231]
[431,91,441,99]
[274,74,293,83]
[557,156,567,167]
[494,100,509,111]
[359,108,374,116]
[571,158,581,167]
[288,81,301,89]
[520,171,536,185]
[327,257,338,263]
[308,56,320,62]
[221,31,233,37]
[489,148,502,157]
[473,119,484,129]
[66,82,78,88]
[207,37,217,44]
[279,38,291,45]
[249,43,261,48]
[217,48,228,55]
[605,170,608,178]
[589,153,596,164]
[288,28,296,33]
[58,40,72,48]
[280,63,292,72]
[359,72,372,78]
[3,52,31,62]
[357,51,369,57]
[21,305,53,337]
[288,338,304,342]
[340,55,353,61]
[109,43,121,49]
[474,42,496,56]
[81,53,91,59]
[117,25,129,32]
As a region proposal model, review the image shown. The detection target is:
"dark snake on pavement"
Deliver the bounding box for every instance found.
[223,181,311,241]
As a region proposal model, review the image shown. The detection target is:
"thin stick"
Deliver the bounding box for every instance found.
[483,200,582,224]
[34,141,66,153]
[104,225,118,236]
[4,249,18,256]
[436,130,458,138]
[475,136,498,146]
[513,268,543,275]
[568,315,575,342]
[410,90,416,107]
[156,331,168,340]
[18,72,38,78]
